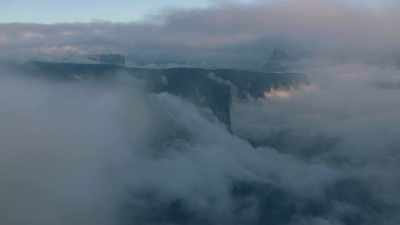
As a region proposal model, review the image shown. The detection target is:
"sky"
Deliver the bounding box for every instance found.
[1,0,399,67]
[0,0,214,23]
[0,0,389,24]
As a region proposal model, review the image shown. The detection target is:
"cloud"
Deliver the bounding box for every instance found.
[2,59,400,224]
[232,61,400,224]
[0,0,399,67]
[1,1,400,224]
[0,65,338,224]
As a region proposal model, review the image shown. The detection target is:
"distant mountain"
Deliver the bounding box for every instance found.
[262,48,296,72]
[87,54,126,66]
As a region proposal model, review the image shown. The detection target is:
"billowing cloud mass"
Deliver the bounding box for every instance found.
[1,1,400,225]
[1,60,400,225]
[1,0,400,67]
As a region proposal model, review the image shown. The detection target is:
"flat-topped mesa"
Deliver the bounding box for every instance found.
[20,61,308,131]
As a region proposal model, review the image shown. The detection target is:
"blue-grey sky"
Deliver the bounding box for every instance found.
[0,0,214,23]
[0,0,389,24]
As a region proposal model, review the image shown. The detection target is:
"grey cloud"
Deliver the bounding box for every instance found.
[232,62,400,224]
[0,66,342,225]
[1,1,400,225]
[1,0,400,67]
[1,60,400,225]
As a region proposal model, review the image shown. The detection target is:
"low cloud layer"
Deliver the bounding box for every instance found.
[0,66,338,225]
[1,60,400,225]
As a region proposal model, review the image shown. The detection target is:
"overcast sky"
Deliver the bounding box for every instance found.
[0,0,399,67]
[0,0,392,24]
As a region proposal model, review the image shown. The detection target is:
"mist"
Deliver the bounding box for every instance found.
[232,61,400,224]
[0,66,335,224]
[1,58,400,225]
[1,0,400,224]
